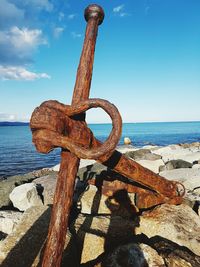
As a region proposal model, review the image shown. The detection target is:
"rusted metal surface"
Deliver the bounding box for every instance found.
[30,4,185,267]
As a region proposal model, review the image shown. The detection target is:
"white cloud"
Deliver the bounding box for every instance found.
[0,66,50,81]
[120,12,130,17]
[53,27,64,38]
[113,5,124,13]
[0,26,47,65]
[68,14,76,20]
[71,32,82,38]
[113,4,130,17]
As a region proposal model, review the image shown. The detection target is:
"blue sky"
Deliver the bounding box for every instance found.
[0,0,199,123]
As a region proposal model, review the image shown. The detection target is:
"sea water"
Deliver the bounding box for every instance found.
[0,121,200,178]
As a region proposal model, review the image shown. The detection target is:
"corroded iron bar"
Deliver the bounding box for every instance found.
[41,5,104,267]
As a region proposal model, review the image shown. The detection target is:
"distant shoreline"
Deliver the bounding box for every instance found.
[0,122,29,126]
[0,121,200,127]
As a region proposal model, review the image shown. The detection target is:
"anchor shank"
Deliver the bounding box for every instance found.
[41,5,104,267]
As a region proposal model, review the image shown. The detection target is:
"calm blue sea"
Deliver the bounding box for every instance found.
[0,121,200,178]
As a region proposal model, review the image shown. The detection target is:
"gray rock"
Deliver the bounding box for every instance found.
[77,162,107,182]
[0,169,55,208]
[9,183,43,211]
[33,173,57,205]
[0,211,23,235]
[165,159,192,170]
[125,149,161,161]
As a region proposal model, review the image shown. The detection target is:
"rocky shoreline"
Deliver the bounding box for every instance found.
[0,142,200,266]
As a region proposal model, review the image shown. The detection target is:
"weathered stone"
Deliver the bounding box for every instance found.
[165,257,192,267]
[139,243,165,266]
[77,162,107,182]
[78,185,110,214]
[150,236,200,267]
[192,164,200,169]
[33,173,57,205]
[136,204,200,256]
[102,243,149,267]
[0,206,78,267]
[165,160,192,170]
[136,159,165,174]
[125,149,161,161]
[160,168,200,191]
[153,146,200,164]
[0,211,23,235]
[9,183,43,211]
[0,169,55,208]
[78,184,136,215]
[72,214,140,264]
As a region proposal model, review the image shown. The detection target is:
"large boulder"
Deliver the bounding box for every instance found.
[9,183,43,211]
[135,204,200,256]
[0,169,55,208]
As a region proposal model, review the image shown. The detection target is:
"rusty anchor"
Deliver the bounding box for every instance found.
[30,4,185,267]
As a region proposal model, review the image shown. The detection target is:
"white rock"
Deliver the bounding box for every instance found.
[136,159,165,174]
[160,168,200,191]
[9,183,43,211]
[51,163,60,172]
[0,211,23,235]
[52,159,96,172]
[124,137,131,145]
[79,159,96,168]
[192,164,200,169]
[153,146,200,163]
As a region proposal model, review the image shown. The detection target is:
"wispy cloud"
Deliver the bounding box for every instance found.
[71,31,82,38]
[113,4,130,17]
[113,5,124,13]
[0,66,50,81]
[53,27,64,38]
[68,14,76,20]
